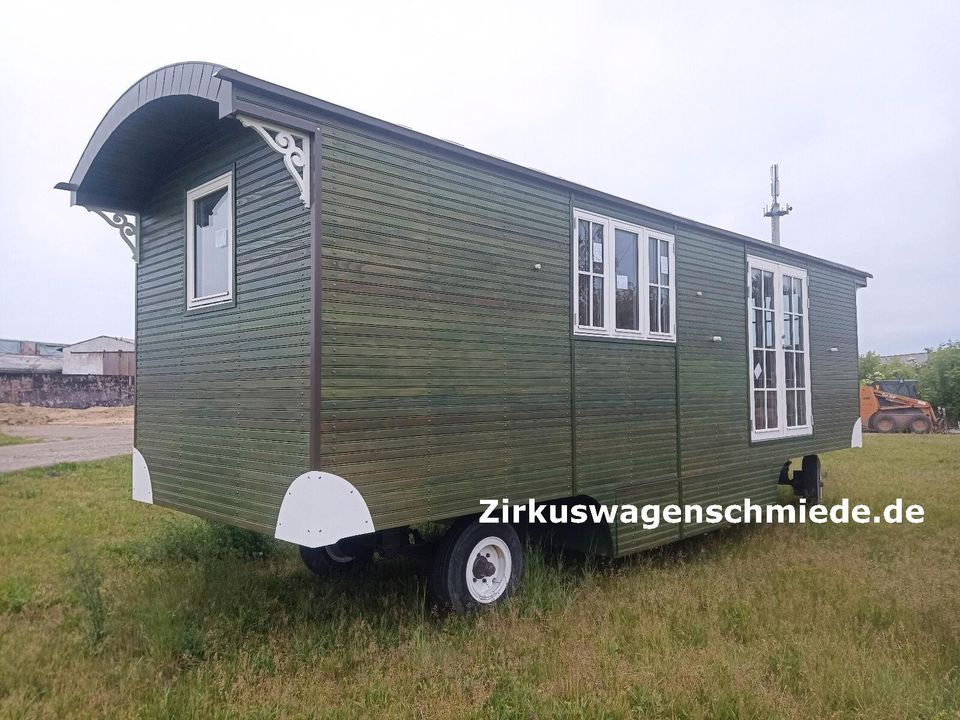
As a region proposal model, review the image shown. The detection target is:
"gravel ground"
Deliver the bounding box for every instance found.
[0,423,133,473]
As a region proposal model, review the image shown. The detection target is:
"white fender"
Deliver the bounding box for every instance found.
[275,471,375,548]
[132,447,154,504]
[851,418,863,448]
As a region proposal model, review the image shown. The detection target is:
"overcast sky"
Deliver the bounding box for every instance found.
[0,1,957,354]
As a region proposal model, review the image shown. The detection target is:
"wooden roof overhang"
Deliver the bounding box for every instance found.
[55,61,313,261]
[57,62,228,211]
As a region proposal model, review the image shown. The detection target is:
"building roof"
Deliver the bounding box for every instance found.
[878,352,929,365]
[0,339,67,356]
[65,335,135,352]
[58,61,871,285]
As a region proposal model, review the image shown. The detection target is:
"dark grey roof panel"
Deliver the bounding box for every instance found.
[66,62,226,202]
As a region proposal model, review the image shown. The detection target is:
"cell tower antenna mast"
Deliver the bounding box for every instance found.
[763,164,792,246]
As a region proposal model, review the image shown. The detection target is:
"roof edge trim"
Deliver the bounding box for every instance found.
[218,67,870,282]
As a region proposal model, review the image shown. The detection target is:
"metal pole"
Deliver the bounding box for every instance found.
[763,164,792,246]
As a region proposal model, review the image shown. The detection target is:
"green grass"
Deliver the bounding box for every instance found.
[0,437,958,718]
[0,431,39,447]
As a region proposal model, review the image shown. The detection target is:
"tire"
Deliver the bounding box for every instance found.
[907,414,932,434]
[872,413,898,433]
[430,518,523,612]
[300,540,373,576]
[799,454,823,506]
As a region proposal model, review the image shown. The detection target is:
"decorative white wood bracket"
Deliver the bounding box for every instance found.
[88,208,139,261]
[237,115,311,208]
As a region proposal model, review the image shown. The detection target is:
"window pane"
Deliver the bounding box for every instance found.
[751,269,762,309]
[795,354,805,389]
[578,273,590,326]
[765,350,777,389]
[797,390,807,425]
[754,391,766,430]
[659,287,670,333]
[791,277,803,314]
[592,276,604,327]
[753,309,763,348]
[660,240,670,285]
[577,220,590,272]
[786,389,797,426]
[794,317,804,350]
[648,286,659,333]
[783,314,794,349]
[194,188,229,298]
[591,223,604,273]
[764,311,776,348]
[615,229,639,331]
[785,350,795,388]
[766,391,778,429]
[649,237,658,284]
[782,276,793,313]
[762,270,774,309]
[753,350,764,388]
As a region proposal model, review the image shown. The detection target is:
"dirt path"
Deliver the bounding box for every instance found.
[0,403,133,426]
[0,423,133,473]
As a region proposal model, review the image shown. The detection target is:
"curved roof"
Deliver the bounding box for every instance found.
[60,62,227,207]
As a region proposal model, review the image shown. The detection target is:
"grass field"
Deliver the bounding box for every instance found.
[0,436,958,719]
[0,432,37,447]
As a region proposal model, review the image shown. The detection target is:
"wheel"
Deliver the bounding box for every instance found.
[798,454,822,506]
[300,540,373,575]
[872,413,898,433]
[430,517,523,612]
[907,414,932,434]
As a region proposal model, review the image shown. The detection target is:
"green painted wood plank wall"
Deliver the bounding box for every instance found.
[133,104,861,555]
[318,124,574,530]
[674,227,861,537]
[136,120,312,534]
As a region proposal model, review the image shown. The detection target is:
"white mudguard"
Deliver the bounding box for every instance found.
[275,471,375,548]
[132,448,154,504]
[851,418,863,448]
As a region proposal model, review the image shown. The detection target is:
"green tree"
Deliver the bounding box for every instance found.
[859,351,919,385]
[918,342,960,426]
[859,351,883,384]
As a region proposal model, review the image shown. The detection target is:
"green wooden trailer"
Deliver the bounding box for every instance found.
[58,62,870,610]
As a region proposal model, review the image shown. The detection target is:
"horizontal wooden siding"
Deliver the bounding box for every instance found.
[136,119,312,533]
[574,340,680,554]
[318,123,574,529]
[676,227,861,536]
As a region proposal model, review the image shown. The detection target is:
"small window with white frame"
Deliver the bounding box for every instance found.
[647,231,673,337]
[576,217,606,329]
[573,209,676,342]
[186,171,234,309]
[747,256,813,441]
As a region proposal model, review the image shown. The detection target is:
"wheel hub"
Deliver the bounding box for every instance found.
[473,554,497,578]
[466,537,511,604]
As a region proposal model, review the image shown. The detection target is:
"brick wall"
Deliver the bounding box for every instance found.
[0,373,135,409]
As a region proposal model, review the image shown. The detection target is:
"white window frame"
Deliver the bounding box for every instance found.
[646,228,676,340]
[186,171,235,310]
[746,256,813,442]
[574,211,609,335]
[572,209,676,342]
